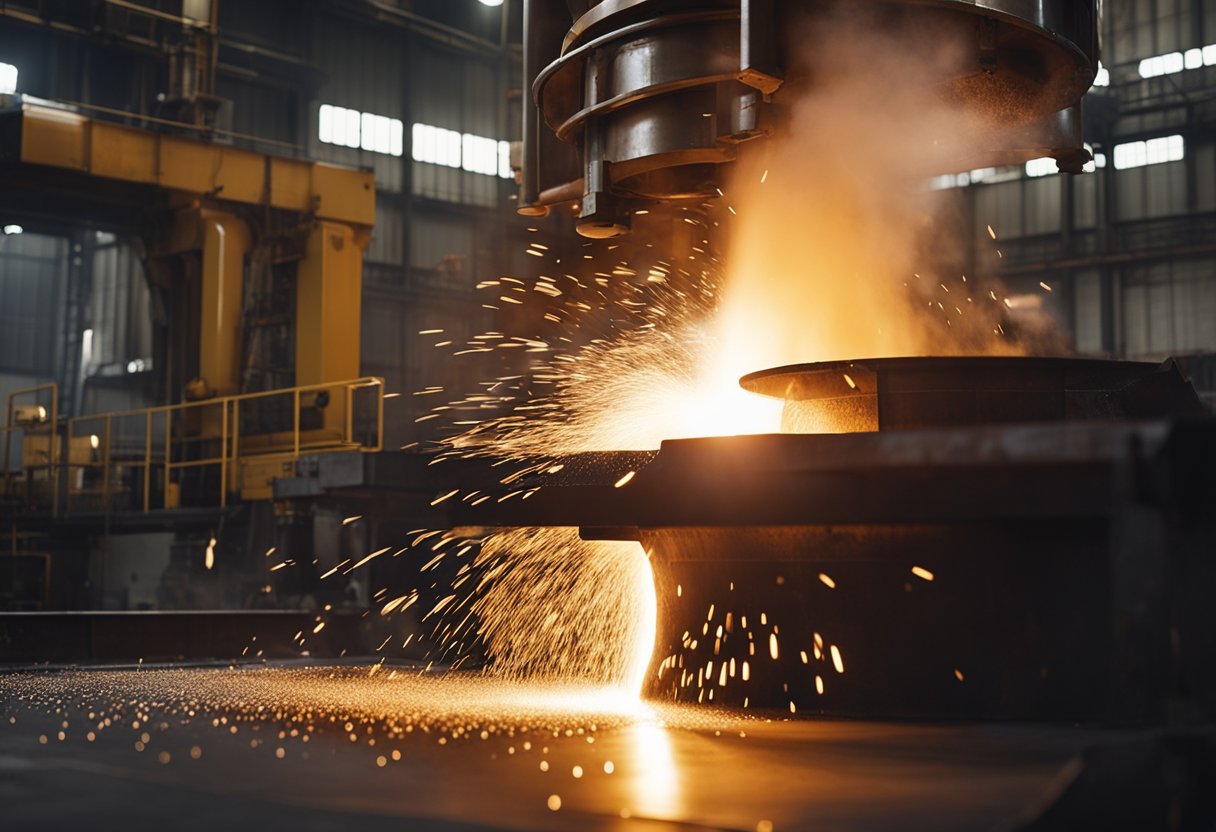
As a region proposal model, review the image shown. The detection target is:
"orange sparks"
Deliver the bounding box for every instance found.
[380,595,410,615]
[818,573,836,589]
[830,645,844,674]
[430,489,460,506]
[614,471,636,488]
[349,547,392,571]
[318,560,350,580]
[911,566,935,582]
[954,668,965,681]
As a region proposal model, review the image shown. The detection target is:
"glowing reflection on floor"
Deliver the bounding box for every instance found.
[620,710,683,820]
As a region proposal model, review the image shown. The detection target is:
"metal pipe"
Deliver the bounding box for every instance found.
[231,401,240,503]
[102,0,201,28]
[520,0,572,212]
[293,389,300,460]
[345,384,353,446]
[364,0,508,55]
[220,400,228,509]
[47,97,302,152]
[164,408,172,510]
[375,379,384,453]
[102,414,112,522]
[143,411,152,513]
[47,383,57,519]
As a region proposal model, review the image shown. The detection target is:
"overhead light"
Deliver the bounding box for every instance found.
[478,0,504,6]
[3,224,22,235]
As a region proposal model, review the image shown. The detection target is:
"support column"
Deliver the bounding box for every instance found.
[295,221,364,438]
[198,210,250,397]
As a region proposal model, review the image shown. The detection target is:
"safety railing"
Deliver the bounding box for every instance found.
[1,384,60,517]
[4,378,383,517]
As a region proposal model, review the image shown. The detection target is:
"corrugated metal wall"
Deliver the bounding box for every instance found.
[961,0,1216,368]
[1108,0,1216,60]
[87,239,153,373]
[1121,258,1216,356]
[0,233,64,376]
[0,231,153,416]
[302,7,521,438]
[310,17,407,192]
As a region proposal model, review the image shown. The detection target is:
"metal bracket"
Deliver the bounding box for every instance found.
[739,0,783,96]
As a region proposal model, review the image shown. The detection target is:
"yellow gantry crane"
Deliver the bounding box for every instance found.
[1,97,383,512]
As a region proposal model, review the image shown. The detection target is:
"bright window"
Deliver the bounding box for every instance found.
[1112,135,1184,170]
[1092,61,1110,87]
[926,166,1022,190]
[0,62,17,95]
[498,140,512,179]
[412,122,513,179]
[318,104,403,156]
[413,123,462,168]
[1024,143,1105,177]
[1024,157,1057,177]
[1139,44,1216,79]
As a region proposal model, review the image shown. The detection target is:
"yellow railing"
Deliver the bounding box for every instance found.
[3,378,384,517]
[1,384,60,517]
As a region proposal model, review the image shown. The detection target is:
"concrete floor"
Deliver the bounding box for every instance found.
[0,662,1180,831]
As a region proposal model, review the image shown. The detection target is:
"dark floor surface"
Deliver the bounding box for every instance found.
[0,662,1187,832]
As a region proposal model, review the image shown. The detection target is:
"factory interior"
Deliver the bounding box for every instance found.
[1,0,1215,829]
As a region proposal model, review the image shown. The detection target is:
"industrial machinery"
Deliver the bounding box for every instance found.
[520,0,1098,236]
[0,94,386,622]
[3,4,1215,829]
[264,356,1213,722]
[378,0,1214,724]
[626,357,1214,720]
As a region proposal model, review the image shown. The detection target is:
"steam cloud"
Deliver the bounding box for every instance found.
[715,5,1059,378]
